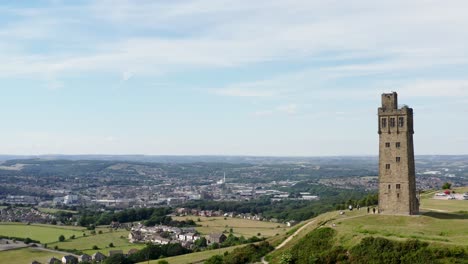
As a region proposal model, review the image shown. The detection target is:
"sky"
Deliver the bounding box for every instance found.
[0,0,468,156]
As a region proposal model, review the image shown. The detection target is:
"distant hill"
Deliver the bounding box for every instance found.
[1,154,467,164]
[0,154,380,164]
[266,187,468,264]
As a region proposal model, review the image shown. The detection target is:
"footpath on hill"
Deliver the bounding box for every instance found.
[261,210,371,264]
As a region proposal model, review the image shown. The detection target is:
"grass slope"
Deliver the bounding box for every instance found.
[0,247,65,264]
[143,245,244,264]
[267,187,468,264]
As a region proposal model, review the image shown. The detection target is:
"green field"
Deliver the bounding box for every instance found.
[0,247,65,264]
[0,223,85,243]
[173,216,288,238]
[48,228,145,255]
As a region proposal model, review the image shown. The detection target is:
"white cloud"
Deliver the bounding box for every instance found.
[277,104,297,115]
[1,0,468,89]
[252,110,274,117]
[214,88,277,97]
[122,71,134,81]
[399,80,468,97]
[252,104,298,118]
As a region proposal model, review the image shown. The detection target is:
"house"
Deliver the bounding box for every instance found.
[109,250,124,257]
[61,255,78,264]
[92,252,106,262]
[177,233,198,242]
[78,254,92,263]
[47,257,61,264]
[152,235,170,245]
[185,232,199,241]
[286,220,297,227]
[206,233,226,245]
[129,231,144,243]
[180,240,193,249]
[110,221,120,228]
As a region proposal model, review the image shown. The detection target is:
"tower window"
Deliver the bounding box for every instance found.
[385,164,390,169]
[396,157,401,162]
[389,118,396,127]
[381,118,387,128]
[385,142,390,148]
[388,184,391,189]
[396,142,401,148]
[396,184,401,189]
[397,193,400,198]
[398,117,404,127]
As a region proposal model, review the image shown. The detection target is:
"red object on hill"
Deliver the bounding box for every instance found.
[444,190,451,195]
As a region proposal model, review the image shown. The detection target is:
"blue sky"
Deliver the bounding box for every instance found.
[0,0,467,156]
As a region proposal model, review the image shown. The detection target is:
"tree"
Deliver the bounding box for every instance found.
[103,253,131,264]
[58,235,65,242]
[109,242,114,247]
[204,255,223,264]
[442,182,452,190]
[92,245,99,250]
[194,237,207,248]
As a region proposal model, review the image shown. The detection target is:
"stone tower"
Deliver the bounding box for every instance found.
[378,92,418,215]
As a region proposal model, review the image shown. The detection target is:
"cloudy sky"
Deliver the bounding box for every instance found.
[1,0,467,156]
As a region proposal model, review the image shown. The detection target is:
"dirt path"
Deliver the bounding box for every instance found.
[260,217,323,264]
[261,212,369,264]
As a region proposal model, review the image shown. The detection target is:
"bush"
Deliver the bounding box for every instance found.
[442,182,452,189]
[92,245,99,250]
[58,235,65,242]
[213,242,273,264]
[290,227,347,264]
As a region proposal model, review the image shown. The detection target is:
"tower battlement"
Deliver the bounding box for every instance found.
[381,92,398,110]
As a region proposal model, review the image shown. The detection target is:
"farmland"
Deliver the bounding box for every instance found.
[172,216,289,238]
[48,228,145,255]
[0,223,85,244]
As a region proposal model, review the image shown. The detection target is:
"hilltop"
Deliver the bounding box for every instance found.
[266,187,468,264]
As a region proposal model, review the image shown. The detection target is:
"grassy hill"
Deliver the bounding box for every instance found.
[267,187,468,264]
